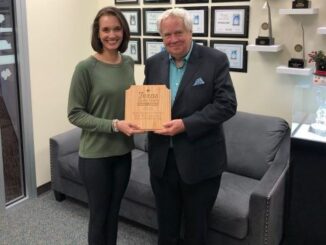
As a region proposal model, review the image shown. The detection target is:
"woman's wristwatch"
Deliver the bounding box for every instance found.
[112,119,119,132]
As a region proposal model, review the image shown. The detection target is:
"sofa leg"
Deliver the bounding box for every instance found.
[54,190,66,202]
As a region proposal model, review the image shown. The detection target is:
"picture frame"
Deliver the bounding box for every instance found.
[210,40,248,73]
[184,7,208,37]
[176,0,208,4]
[143,0,170,4]
[193,39,208,46]
[124,38,141,64]
[143,38,165,62]
[213,0,249,2]
[120,8,141,36]
[143,8,168,36]
[114,0,138,4]
[211,6,249,38]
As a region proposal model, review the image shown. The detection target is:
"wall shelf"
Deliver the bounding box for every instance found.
[247,44,283,52]
[317,27,326,35]
[279,8,318,15]
[276,66,313,76]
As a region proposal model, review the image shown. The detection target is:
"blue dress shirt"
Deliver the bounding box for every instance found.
[169,42,193,105]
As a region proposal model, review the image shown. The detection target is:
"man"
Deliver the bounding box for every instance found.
[144,8,237,245]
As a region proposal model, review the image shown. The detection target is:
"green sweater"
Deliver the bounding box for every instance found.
[68,55,135,158]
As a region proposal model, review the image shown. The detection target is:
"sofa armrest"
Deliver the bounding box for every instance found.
[133,132,148,152]
[50,127,81,157]
[248,129,290,245]
[50,127,81,192]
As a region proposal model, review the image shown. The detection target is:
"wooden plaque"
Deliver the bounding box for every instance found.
[125,85,171,131]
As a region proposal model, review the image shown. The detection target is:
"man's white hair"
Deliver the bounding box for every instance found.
[157,8,193,35]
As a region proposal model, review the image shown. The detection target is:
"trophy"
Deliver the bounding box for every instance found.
[288,23,305,69]
[292,0,311,9]
[255,1,274,46]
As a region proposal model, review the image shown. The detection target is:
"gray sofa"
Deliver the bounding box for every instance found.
[50,111,290,245]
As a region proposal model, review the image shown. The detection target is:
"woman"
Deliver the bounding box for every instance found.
[68,6,140,245]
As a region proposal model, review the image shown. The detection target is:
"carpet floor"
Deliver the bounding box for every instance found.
[0,191,157,245]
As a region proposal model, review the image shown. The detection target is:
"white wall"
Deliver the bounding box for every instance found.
[26,0,98,186]
[25,0,326,186]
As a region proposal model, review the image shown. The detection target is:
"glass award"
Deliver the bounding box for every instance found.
[255,1,274,46]
[309,88,326,137]
[292,0,311,9]
[288,23,305,69]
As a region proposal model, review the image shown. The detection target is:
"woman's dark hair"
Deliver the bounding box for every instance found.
[91,6,130,53]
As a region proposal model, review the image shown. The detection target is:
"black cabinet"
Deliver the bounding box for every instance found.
[283,138,326,245]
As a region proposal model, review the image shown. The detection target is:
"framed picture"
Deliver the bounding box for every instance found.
[210,40,248,73]
[121,9,141,36]
[124,38,141,64]
[176,0,208,4]
[184,7,208,37]
[143,38,165,61]
[143,8,168,36]
[213,0,249,2]
[144,0,170,4]
[211,6,249,38]
[115,0,138,4]
[193,39,208,46]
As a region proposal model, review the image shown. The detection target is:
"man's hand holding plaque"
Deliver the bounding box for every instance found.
[125,85,171,131]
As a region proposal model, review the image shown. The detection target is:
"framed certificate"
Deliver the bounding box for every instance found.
[115,0,138,4]
[213,0,249,2]
[211,6,250,38]
[176,0,208,3]
[144,0,170,3]
[184,7,208,37]
[143,8,168,36]
[143,38,165,61]
[124,38,141,64]
[120,8,141,36]
[210,40,248,73]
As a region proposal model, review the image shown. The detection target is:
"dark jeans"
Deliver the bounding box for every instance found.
[79,153,131,245]
[150,149,221,245]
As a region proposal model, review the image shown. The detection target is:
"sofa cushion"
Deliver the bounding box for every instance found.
[223,112,289,180]
[209,171,259,239]
[124,149,155,208]
[58,152,82,184]
[133,133,148,152]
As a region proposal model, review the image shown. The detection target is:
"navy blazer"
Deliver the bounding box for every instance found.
[144,43,237,184]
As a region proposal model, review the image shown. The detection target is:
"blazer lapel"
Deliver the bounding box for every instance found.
[160,53,170,88]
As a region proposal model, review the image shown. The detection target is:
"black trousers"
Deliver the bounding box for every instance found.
[79,153,131,245]
[150,149,221,245]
